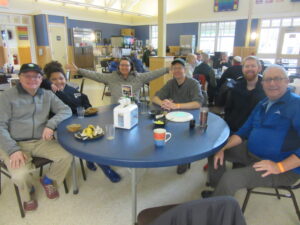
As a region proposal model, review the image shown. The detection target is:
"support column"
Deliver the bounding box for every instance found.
[157,0,166,57]
[149,0,172,100]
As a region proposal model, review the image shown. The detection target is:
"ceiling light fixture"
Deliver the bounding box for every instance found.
[39,0,152,17]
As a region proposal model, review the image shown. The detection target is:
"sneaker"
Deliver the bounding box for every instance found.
[86,161,97,171]
[98,165,121,183]
[23,200,38,212]
[40,179,59,199]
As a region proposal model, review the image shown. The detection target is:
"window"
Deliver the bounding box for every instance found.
[150,25,158,49]
[198,21,235,55]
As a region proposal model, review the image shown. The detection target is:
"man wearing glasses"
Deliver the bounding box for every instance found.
[0,63,72,211]
[202,65,300,198]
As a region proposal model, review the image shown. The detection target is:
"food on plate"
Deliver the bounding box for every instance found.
[85,107,98,115]
[79,124,103,139]
[66,124,82,132]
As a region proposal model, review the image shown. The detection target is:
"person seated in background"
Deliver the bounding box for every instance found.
[195,52,202,64]
[108,57,119,72]
[142,45,157,68]
[185,53,200,78]
[217,56,243,89]
[193,53,216,106]
[219,52,231,69]
[67,57,169,104]
[201,65,300,198]
[0,63,72,212]
[223,56,266,132]
[152,58,204,175]
[130,51,147,73]
[43,61,121,183]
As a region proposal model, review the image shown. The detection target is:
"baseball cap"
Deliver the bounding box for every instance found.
[171,58,186,67]
[19,63,43,75]
[233,56,242,63]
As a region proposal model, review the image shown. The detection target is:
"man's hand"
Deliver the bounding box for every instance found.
[51,84,60,92]
[66,63,78,74]
[161,99,177,111]
[9,151,27,169]
[42,127,54,141]
[214,148,225,169]
[253,160,281,177]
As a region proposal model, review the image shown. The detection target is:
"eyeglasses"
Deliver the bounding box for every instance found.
[119,64,130,67]
[262,77,287,83]
[21,74,42,80]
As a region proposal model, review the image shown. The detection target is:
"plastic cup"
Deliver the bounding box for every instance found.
[76,106,85,119]
[105,124,115,140]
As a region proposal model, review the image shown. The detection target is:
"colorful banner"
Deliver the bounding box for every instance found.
[17,26,28,41]
[214,0,239,12]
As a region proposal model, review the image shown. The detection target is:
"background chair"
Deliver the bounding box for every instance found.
[0,157,69,218]
[137,196,246,225]
[242,182,300,221]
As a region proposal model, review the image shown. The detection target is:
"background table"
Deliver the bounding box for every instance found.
[57,105,230,224]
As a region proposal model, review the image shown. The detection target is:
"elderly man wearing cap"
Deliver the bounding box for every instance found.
[0,63,72,212]
[152,58,204,174]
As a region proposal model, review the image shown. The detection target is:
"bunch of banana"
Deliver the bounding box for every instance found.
[81,125,103,139]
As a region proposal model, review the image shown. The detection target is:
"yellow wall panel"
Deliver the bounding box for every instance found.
[18,47,32,64]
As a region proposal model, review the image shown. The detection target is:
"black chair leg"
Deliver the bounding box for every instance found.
[242,189,252,213]
[287,189,300,221]
[63,179,69,194]
[14,184,25,218]
[79,158,87,181]
[39,166,43,177]
[101,84,107,100]
[275,188,281,199]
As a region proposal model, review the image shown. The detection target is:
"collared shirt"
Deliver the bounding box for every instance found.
[236,90,300,174]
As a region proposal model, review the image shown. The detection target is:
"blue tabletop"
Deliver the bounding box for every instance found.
[57,105,230,168]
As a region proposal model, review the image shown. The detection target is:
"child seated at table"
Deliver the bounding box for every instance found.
[42,61,121,183]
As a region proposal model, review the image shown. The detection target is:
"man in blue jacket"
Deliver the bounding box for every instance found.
[202,65,300,197]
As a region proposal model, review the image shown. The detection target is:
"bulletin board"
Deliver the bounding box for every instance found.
[214,0,239,12]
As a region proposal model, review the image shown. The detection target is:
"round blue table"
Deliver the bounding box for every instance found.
[57,105,230,224]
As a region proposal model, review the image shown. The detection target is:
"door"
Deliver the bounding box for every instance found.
[49,24,68,67]
[277,27,300,75]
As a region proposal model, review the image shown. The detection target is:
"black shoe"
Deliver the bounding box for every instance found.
[176,163,191,175]
[201,190,213,198]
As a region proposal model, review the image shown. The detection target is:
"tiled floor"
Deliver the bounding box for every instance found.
[0,78,299,225]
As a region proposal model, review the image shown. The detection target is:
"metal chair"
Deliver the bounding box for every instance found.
[0,157,69,218]
[242,181,300,221]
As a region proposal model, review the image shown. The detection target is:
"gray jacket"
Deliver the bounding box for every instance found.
[0,83,72,155]
[78,68,169,103]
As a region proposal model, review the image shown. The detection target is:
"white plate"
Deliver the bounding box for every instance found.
[166,111,194,122]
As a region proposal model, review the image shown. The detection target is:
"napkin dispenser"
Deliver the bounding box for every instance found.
[113,99,138,129]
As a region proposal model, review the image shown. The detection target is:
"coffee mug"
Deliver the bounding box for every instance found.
[153,128,172,147]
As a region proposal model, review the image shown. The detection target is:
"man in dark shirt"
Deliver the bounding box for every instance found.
[153,58,203,174]
[224,56,266,132]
